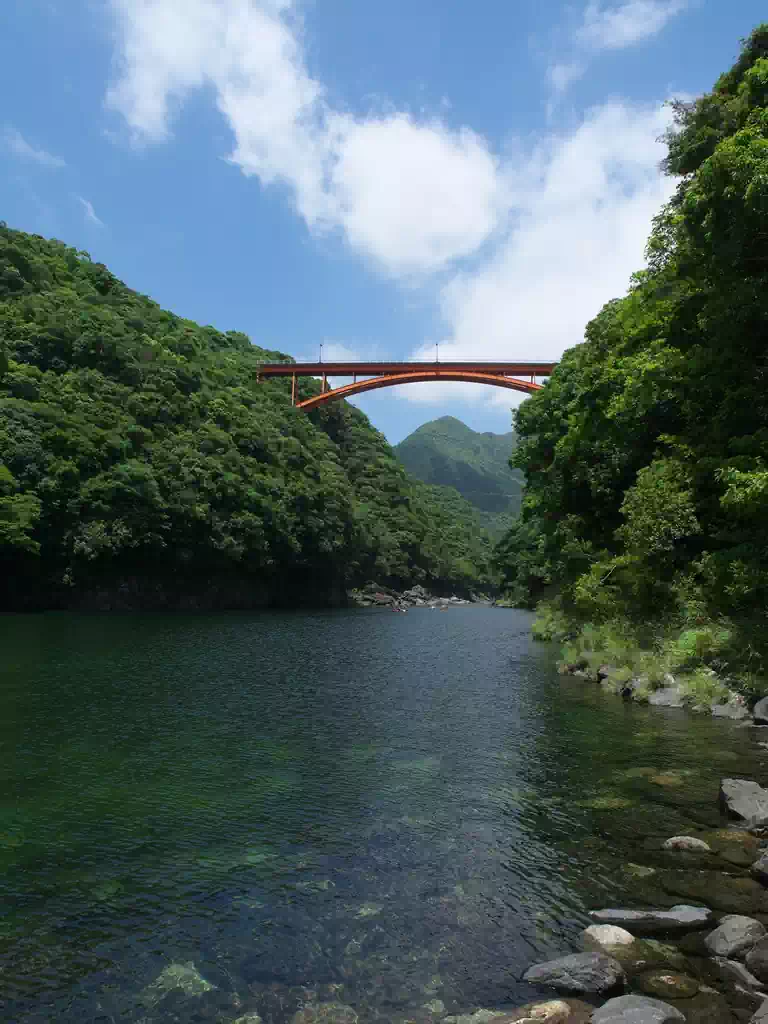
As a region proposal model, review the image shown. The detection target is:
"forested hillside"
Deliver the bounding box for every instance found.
[496,25,768,691]
[0,226,493,609]
[395,416,523,534]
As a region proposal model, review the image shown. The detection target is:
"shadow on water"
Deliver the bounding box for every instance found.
[0,607,765,1022]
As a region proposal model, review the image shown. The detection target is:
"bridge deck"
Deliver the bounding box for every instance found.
[257,360,557,376]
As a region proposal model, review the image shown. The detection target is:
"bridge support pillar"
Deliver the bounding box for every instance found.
[291,373,297,405]
[322,372,327,394]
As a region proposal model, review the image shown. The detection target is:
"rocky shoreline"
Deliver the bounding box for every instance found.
[349,582,493,611]
[503,776,768,1022]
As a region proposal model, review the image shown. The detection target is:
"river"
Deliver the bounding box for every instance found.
[1,606,765,1022]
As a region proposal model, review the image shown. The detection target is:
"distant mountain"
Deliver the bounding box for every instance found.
[395,416,523,533]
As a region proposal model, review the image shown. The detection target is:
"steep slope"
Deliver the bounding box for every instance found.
[395,416,523,531]
[0,225,493,608]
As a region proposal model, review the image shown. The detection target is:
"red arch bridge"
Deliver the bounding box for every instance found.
[256,361,557,411]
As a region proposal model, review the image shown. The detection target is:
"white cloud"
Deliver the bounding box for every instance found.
[77,196,105,227]
[4,128,66,168]
[548,0,687,96]
[398,101,676,407]
[106,0,502,276]
[576,0,687,51]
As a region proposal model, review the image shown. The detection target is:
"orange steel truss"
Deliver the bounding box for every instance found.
[256,361,556,411]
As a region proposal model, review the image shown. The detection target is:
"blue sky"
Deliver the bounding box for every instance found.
[2,1,765,442]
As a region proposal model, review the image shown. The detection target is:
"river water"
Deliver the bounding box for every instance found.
[1,607,765,1023]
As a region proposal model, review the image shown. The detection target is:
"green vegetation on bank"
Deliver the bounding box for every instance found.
[395,415,523,536]
[0,225,493,608]
[496,25,768,699]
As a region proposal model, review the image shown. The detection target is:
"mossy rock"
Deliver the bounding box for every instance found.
[602,938,690,977]
[699,829,759,867]
[635,970,699,999]
[666,987,739,1023]
[658,869,768,914]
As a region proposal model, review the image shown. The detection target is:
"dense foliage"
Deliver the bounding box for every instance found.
[0,226,493,608]
[496,26,768,688]
[395,415,523,535]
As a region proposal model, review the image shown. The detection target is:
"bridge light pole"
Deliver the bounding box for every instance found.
[435,342,439,363]
[319,343,323,363]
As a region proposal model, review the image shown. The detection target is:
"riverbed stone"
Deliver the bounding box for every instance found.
[593,938,689,977]
[662,836,712,853]
[291,1002,358,1024]
[522,952,625,994]
[700,828,760,867]
[747,937,768,984]
[751,999,768,1022]
[720,779,768,828]
[140,962,215,1006]
[443,1006,593,1024]
[711,702,751,720]
[752,853,768,885]
[707,957,767,992]
[591,995,685,1024]
[658,869,768,914]
[635,971,700,999]
[588,905,713,935]
[704,915,766,958]
[582,925,636,953]
[753,699,768,725]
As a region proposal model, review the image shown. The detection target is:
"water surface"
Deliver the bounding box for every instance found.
[1,607,764,1022]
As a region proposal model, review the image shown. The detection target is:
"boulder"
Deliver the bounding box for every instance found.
[719,779,768,828]
[704,915,766,958]
[588,905,713,935]
[648,688,684,708]
[444,1005,593,1024]
[662,836,712,853]
[753,699,768,725]
[591,995,685,1024]
[522,952,625,995]
[699,828,759,866]
[709,957,766,992]
[752,999,768,1023]
[747,936,768,984]
[635,971,699,999]
[582,925,636,953]
[753,852,768,885]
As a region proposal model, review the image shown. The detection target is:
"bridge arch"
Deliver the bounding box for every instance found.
[295,370,543,411]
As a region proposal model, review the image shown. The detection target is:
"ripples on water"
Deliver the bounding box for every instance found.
[1,607,765,1022]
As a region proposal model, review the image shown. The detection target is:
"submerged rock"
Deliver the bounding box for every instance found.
[752,999,768,1022]
[635,971,699,999]
[719,779,768,828]
[504,1000,594,1023]
[662,836,712,853]
[754,698,768,726]
[522,952,625,994]
[704,915,766,958]
[291,1002,358,1024]
[657,869,768,914]
[588,905,713,935]
[140,961,215,1006]
[591,995,685,1024]
[648,688,684,708]
[700,828,759,866]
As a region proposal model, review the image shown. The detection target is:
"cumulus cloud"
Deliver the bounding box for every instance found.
[400,101,676,407]
[106,0,502,276]
[4,127,66,168]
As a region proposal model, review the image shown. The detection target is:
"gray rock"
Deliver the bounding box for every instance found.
[720,779,768,828]
[711,956,766,991]
[581,924,636,953]
[140,962,215,1006]
[588,904,713,935]
[648,687,684,707]
[754,699,768,725]
[522,952,625,994]
[662,835,712,853]
[712,702,751,720]
[704,915,766,958]
[591,995,685,1024]
[751,999,768,1023]
[747,936,768,984]
[753,852,768,884]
